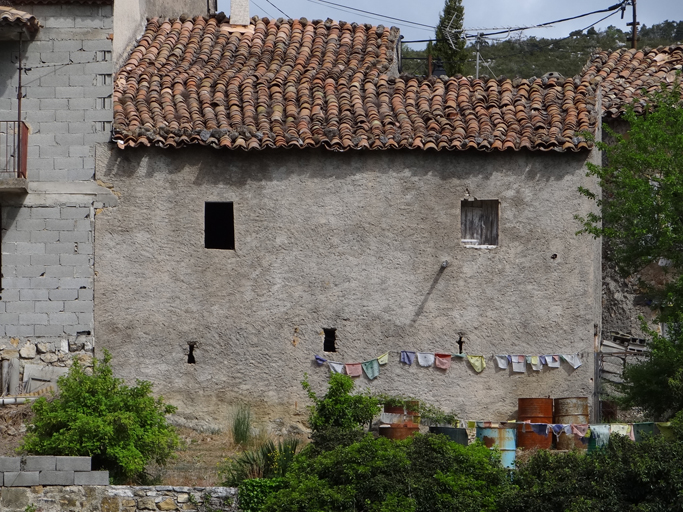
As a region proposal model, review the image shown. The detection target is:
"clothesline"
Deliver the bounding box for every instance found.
[314,351,583,379]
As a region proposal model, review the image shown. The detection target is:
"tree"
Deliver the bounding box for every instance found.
[20,350,179,483]
[577,79,683,419]
[434,0,467,76]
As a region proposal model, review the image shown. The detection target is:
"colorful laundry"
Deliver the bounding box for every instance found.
[531,423,549,436]
[610,424,631,438]
[435,353,452,370]
[530,356,542,371]
[361,359,380,380]
[551,424,565,439]
[314,355,327,365]
[571,424,589,439]
[377,352,389,365]
[495,355,509,369]
[467,355,486,373]
[345,363,362,377]
[546,355,561,368]
[328,361,344,374]
[400,351,416,365]
[539,355,547,365]
[512,355,526,373]
[590,424,611,448]
[562,354,582,369]
[417,352,435,367]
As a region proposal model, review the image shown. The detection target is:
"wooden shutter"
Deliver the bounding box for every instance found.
[482,200,499,246]
[461,200,498,246]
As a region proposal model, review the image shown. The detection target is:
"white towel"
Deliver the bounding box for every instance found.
[546,355,561,368]
[328,361,344,374]
[417,352,435,367]
[512,355,526,373]
[562,354,582,369]
[495,355,509,369]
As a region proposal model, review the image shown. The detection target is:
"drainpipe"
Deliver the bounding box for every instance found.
[17,30,23,178]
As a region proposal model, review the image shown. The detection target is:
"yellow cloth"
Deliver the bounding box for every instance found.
[467,355,486,373]
[377,352,389,365]
[467,420,476,429]
[610,424,630,436]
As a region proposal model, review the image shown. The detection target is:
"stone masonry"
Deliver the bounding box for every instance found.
[0,484,237,512]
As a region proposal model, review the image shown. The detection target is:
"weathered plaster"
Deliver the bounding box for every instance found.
[95,145,601,430]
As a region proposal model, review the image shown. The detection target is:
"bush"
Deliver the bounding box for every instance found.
[220,437,301,486]
[262,433,507,512]
[503,435,683,512]
[20,350,179,484]
[301,373,380,454]
[238,478,286,512]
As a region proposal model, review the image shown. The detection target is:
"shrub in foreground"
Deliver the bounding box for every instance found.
[20,350,179,483]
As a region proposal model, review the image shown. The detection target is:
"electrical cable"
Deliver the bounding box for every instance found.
[303,0,435,32]
[264,0,290,18]
[251,0,276,19]
[308,0,435,29]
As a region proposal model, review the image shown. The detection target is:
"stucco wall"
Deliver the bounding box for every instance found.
[94,146,601,430]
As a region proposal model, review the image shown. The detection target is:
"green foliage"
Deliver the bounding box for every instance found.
[503,435,683,512]
[232,405,253,446]
[577,79,683,419]
[262,434,507,512]
[417,403,458,427]
[220,437,301,486]
[20,350,178,484]
[301,373,380,434]
[434,0,466,76]
[238,478,286,512]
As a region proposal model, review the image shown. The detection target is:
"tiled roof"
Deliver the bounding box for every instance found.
[112,15,597,152]
[581,45,683,118]
[0,6,39,32]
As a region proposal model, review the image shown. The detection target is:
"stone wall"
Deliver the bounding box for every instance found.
[0,456,108,487]
[0,485,237,511]
[95,145,602,430]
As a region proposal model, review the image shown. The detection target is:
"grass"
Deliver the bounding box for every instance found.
[232,404,253,446]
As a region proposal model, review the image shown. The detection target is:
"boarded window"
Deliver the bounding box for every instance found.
[205,202,235,250]
[461,200,499,247]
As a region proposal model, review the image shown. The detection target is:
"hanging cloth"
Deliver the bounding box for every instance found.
[531,423,549,436]
[467,355,486,373]
[530,356,543,371]
[435,353,452,370]
[400,351,416,365]
[546,355,561,368]
[314,355,327,366]
[417,352,435,367]
[377,352,389,365]
[551,424,565,439]
[571,424,590,440]
[361,359,380,380]
[512,355,526,373]
[562,354,582,369]
[495,355,509,369]
[345,363,362,377]
[610,424,631,438]
[328,361,344,374]
[539,355,547,365]
[590,424,611,448]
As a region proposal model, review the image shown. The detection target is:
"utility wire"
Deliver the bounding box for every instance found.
[303,0,434,32]
[264,0,290,18]
[309,0,435,29]
[251,0,276,19]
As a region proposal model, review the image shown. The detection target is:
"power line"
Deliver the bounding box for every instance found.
[303,0,434,32]
[251,0,276,19]
[264,0,290,18]
[308,0,435,29]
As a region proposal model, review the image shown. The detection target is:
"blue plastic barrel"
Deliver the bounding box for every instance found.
[476,425,516,469]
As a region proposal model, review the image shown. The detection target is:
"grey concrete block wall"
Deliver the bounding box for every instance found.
[1,205,94,339]
[0,456,107,489]
[0,4,113,183]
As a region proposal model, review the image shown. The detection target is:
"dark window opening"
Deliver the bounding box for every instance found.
[461,199,499,247]
[457,335,465,354]
[323,328,337,352]
[187,344,196,364]
[205,202,235,250]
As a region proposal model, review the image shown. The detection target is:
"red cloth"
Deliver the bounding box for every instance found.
[345,363,362,377]
[435,353,452,370]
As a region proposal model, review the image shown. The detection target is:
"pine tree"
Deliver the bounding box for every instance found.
[434,0,467,76]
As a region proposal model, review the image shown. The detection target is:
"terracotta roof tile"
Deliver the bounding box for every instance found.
[581,45,683,117]
[0,6,39,32]
[113,15,597,152]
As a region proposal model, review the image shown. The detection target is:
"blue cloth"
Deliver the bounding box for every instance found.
[314,355,327,366]
[532,423,549,436]
[539,355,547,365]
[507,355,512,363]
[551,424,564,438]
[400,351,416,365]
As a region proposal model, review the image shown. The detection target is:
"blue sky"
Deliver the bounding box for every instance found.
[216,0,683,49]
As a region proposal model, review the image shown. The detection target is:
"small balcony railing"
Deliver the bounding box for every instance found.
[0,120,28,179]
